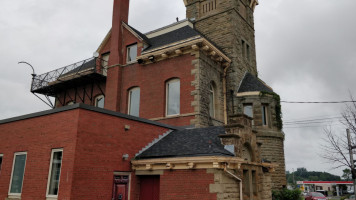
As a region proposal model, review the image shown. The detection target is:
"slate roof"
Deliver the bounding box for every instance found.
[143,26,201,52]
[127,24,151,45]
[237,72,273,93]
[136,126,235,159]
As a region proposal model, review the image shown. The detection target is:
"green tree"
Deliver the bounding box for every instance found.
[342,168,352,181]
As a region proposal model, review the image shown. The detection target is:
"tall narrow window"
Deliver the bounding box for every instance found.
[9,152,27,195]
[246,44,250,61]
[128,87,140,117]
[0,154,3,175]
[209,83,215,117]
[262,104,268,126]
[127,44,137,63]
[95,95,105,108]
[252,170,257,195]
[243,170,250,197]
[166,79,180,116]
[241,40,245,57]
[47,149,63,197]
[101,53,110,76]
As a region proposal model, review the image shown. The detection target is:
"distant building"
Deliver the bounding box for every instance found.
[0,0,286,199]
[297,181,354,196]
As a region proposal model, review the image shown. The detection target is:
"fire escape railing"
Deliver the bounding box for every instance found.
[31,57,107,92]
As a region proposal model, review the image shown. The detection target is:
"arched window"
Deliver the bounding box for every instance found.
[166,79,180,116]
[209,82,215,117]
[95,95,105,108]
[128,87,140,117]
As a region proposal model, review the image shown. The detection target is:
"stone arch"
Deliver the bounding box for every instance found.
[241,142,254,162]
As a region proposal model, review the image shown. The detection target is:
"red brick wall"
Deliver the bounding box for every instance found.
[159,170,216,200]
[69,109,170,199]
[0,110,79,200]
[120,54,195,127]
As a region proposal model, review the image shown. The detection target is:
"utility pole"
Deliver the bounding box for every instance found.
[347,129,356,195]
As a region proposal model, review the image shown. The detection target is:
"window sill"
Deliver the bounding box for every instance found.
[149,112,197,121]
[6,195,21,200]
[46,197,58,200]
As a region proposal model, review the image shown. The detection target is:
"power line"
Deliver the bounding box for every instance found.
[281,101,356,104]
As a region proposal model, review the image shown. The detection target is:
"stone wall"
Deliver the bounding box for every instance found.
[191,50,225,127]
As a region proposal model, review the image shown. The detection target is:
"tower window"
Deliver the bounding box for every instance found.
[166,79,180,116]
[95,95,105,108]
[127,44,137,63]
[209,83,215,117]
[243,104,254,125]
[128,87,140,117]
[262,104,268,126]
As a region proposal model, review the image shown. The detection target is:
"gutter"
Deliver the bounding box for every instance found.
[224,164,243,200]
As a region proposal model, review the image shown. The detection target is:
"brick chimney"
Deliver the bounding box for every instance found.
[105,0,130,111]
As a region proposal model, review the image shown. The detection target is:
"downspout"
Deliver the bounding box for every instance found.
[223,63,231,125]
[224,164,243,200]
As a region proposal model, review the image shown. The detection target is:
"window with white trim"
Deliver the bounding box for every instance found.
[128,87,140,117]
[209,83,215,117]
[46,149,63,198]
[127,44,137,63]
[101,53,110,76]
[166,79,180,116]
[9,152,27,196]
[95,95,105,108]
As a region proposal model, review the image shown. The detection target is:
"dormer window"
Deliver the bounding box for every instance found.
[127,44,137,63]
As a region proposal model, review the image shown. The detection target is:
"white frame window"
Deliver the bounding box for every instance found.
[101,53,110,76]
[8,152,27,197]
[95,95,105,108]
[127,44,138,63]
[209,83,215,117]
[166,79,180,116]
[0,154,3,175]
[46,149,63,198]
[128,87,140,117]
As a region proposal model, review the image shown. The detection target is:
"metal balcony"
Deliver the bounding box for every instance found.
[31,57,107,97]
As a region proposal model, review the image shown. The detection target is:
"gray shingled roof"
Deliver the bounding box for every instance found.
[135,126,234,159]
[237,72,273,93]
[127,24,151,45]
[143,26,201,52]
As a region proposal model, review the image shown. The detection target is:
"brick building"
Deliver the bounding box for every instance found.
[0,0,286,199]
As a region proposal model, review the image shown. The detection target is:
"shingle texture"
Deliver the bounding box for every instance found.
[127,24,151,45]
[136,126,234,159]
[238,72,273,93]
[143,26,200,52]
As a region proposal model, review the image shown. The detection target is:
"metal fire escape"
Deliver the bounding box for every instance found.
[30,57,107,108]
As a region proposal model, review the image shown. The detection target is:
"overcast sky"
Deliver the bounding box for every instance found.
[1,0,355,177]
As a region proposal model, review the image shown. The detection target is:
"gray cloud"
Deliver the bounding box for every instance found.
[1,0,355,176]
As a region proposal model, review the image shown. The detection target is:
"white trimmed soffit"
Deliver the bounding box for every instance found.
[96,29,112,53]
[135,130,173,157]
[132,156,276,171]
[145,19,193,39]
[236,91,261,97]
[137,37,231,65]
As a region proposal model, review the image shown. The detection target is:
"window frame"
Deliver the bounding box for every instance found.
[261,104,268,126]
[127,43,138,63]
[128,87,140,117]
[166,79,180,116]
[8,152,27,197]
[208,83,215,118]
[94,95,105,108]
[243,103,254,125]
[46,148,63,198]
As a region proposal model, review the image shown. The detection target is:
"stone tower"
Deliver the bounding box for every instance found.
[184,0,287,190]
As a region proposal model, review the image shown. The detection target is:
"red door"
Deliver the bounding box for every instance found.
[139,176,160,200]
[113,175,129,200]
